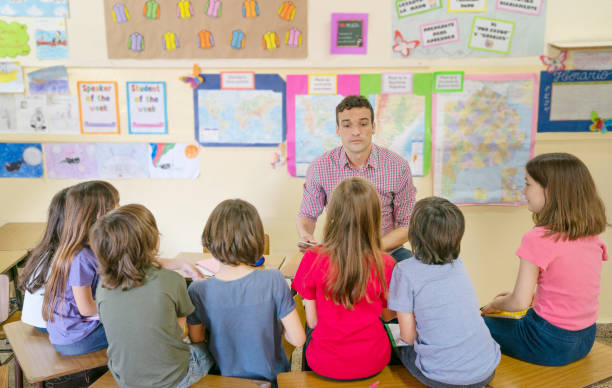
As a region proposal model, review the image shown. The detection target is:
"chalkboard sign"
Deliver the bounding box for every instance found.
[331,13,368,55]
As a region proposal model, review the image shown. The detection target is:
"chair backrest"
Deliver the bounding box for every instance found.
[203,233,270,255]
[0,275,9,323]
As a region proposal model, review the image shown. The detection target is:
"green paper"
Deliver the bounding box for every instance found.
[0,21,30,58]
[360,73,382,96]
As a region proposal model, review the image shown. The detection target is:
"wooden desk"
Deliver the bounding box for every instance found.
[280,252,302,279]
[0,222,45,251]
[91,370,271,388]
[0,250,28,308]
[175,252,286,272]
[277,366,426,387]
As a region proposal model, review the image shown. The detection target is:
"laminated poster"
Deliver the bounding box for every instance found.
[77,81,120,134]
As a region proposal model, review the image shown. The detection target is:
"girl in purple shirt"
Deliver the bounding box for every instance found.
[42,180,119,355]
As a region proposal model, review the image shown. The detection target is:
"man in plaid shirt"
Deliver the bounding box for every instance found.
[297,95,417,262]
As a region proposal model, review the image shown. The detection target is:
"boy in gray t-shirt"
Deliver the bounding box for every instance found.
[388,197,500,388]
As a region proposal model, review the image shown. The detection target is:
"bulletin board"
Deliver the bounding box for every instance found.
[103,0,307,59]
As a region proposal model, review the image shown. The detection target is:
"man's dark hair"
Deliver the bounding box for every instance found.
[335,95,374,125]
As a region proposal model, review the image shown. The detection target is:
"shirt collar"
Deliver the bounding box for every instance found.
[339,144,379,171]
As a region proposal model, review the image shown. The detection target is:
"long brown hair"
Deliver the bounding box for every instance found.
[19,187,70,293]
[526,153,608,240]
[42,181,119,322]
[201,199,265,266]
[90,204,161,291]
[321,177,387,310]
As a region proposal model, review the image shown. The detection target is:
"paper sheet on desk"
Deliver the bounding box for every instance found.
[196,258,221,277]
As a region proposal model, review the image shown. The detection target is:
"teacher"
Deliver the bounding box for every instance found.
[296,95,417,262]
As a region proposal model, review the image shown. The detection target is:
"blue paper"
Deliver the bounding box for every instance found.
[0,0,69,18]
[0,143,43,178]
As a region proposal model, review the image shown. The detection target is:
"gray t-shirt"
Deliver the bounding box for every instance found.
[97,268,195,388]
[388,258,500,385]
[187,269,295,383]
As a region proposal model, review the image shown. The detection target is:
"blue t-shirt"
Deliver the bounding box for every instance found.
[187,269,296,383]
[388,257,500,385]
[47,247,101,345]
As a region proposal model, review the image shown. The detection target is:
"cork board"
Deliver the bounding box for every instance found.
[103,0,307,59]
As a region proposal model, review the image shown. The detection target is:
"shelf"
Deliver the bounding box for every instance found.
[548,41,612,50]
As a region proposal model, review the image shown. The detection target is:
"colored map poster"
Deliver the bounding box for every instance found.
[149,143,200,179]
[433,74,537,205]
[391,0,546,58]
[287,73,432,178]
[0,143,43,178]
[194,74,285,146]
[44,143,98,179]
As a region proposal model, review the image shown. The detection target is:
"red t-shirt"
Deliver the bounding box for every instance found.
[292,248,395,380]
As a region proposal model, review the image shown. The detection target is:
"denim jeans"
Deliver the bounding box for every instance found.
[399,346,495,388]
[176,342,214,388]
[483,308,596,366]
[53,323,108,356]
[391,247,413,263]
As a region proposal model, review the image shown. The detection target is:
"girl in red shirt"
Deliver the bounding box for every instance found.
[292,177,396,380]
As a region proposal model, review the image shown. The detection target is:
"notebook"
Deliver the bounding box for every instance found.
[384,323,411,347]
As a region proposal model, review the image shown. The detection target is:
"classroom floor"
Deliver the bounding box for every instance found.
[2,335,611,387]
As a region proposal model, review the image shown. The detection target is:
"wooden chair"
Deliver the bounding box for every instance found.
[90,369,272,387]
[203,233,270,255]
[4,321,108,388]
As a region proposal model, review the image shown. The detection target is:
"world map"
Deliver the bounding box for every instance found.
[197,90,283,145]
[434,78,535,204]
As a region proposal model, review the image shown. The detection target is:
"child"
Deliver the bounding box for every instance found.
[187,199,305,385]
[292,177,396,380]
[42,180,119,355]
[481,153,608,366]
[91,204,212,388]
[388,196,500,388]
[19,186,69,332]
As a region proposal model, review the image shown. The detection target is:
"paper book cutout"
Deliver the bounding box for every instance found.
[162,32,179,50]
[242,0,259,18]
[143,0,160,20]
[112,3,130,23]
[230,29,246,49]
[285,28,302,47]
[278,1,296,21]
[129,33,144,52]
[198,30,214,49]
[206,0,222,17]
[392,30,419,57]
[177,0,193,19]
[540,50,567,73]
[263,32,279,50]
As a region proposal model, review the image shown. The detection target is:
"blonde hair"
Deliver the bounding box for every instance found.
[526,153,608,240]
[321,177,387,310]
[90,204,161,291]
[42,181,119,322]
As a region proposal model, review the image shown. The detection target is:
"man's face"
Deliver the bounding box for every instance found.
[336,107,375,156]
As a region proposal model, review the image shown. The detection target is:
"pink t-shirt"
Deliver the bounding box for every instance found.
[516,226,608,331]
[292,248,395,380]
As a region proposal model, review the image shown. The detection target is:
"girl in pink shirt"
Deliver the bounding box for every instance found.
[481,153,608,366]
[292,177,396,380]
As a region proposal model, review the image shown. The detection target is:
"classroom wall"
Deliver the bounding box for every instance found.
[1,1,611,321]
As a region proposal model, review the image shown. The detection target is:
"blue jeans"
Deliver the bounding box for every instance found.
[176,343,213,388]
[53,323,108,356]
[483,309,596,366]
[399,346,495,388]
[391,247,413,263]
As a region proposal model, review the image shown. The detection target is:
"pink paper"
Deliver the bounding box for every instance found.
[196,258,221,274]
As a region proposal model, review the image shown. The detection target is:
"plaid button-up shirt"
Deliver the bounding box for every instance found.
[298,144,416,236]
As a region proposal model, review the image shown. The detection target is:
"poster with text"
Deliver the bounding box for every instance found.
[77,81,120,134]
[127,81,167,134]
[392,0,545,58]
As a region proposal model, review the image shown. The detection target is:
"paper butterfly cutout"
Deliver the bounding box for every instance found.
[540,50,567,73]
[392,30,419,57]
[180,64,204,89]
[590,111,611,133]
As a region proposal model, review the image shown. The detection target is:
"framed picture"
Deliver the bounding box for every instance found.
[331,13,368,55]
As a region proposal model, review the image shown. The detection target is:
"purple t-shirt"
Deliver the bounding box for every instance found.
[47,247,101,345]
